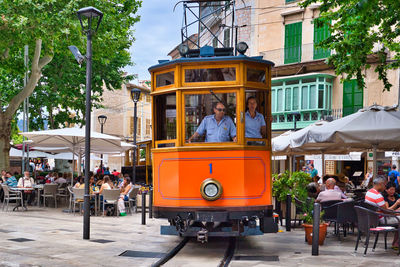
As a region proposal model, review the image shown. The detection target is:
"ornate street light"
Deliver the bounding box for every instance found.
[70,6,103,240]
[131,88,141,185]
[97,115,107,172]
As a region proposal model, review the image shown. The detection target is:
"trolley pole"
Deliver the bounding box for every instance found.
[286,194,292,232]
[312,202,321,256]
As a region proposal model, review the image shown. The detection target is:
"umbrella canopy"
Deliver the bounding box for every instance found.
[19,127,123,152]
[47,152,102,160]
[307,104,400,150]
[301,104,400,177]
[9,147,53,158]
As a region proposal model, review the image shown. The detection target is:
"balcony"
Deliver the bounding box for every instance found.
[260,43,329,67]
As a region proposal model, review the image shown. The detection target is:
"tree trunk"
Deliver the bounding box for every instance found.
[0,114,12,170]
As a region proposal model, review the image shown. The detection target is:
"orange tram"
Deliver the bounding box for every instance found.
[148,45,278,240]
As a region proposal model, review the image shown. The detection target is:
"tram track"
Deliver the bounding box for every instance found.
[151,237,237,267]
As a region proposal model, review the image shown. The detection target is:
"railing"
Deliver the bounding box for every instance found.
[260,43,329,66]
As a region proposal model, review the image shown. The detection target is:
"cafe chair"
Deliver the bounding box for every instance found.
[125,187,140,214]
[72,188,85,216]
[354,205,400,256]
[101,189,120,217]
[41,184,58,208]
[1,184,22,212]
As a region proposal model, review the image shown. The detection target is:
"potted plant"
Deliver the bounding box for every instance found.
[301,200,328,245]
[272,171,312,219]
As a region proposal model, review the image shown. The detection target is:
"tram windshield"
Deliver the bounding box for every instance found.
[185,92,237,143]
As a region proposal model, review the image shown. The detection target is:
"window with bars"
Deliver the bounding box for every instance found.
[284,22,302,64]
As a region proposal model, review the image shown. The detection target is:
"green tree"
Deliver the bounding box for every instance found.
[301,0,400,91]
[0,0,141,170]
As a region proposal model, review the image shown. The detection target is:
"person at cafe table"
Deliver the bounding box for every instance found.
[18,171,36,205]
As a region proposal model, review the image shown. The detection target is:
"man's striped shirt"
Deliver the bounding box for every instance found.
[365,188,385,208]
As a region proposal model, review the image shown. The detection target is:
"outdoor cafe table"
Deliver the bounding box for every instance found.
[11,187,34,211]
[34,184,44,207]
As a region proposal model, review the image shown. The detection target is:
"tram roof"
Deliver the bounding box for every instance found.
[148,55,275,72]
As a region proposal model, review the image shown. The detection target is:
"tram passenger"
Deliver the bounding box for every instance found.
[188,102,237,143]
[245,96,266,138]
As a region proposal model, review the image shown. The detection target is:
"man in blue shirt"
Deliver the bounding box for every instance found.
[188,102,237,143]
[245,96,266,138]
[388,165,400,188]
[5,172,18,187]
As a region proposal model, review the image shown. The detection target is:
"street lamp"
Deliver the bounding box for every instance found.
[97,115,107,172]
[131,88,141,185]
[70,6,103,240]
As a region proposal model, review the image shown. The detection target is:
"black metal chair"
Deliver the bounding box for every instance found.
[354,205,400,256]
[322,200,357,240]
[293,196,305,227]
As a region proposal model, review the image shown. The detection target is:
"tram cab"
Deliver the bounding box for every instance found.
[149,45,277,239]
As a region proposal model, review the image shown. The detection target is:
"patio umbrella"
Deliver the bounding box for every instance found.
[20,127,124,184]
[305,104,400,178]
[272,121,353,175]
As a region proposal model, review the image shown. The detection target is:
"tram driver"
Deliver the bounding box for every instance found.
[245,96,266,138]
[188,102,237,143]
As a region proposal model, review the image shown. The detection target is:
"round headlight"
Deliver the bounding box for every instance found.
[200,178,222,201]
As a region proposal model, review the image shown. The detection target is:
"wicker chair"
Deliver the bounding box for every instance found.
[354,205,400,255]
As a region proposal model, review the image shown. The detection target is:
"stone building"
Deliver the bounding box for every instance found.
[91,81,151,171]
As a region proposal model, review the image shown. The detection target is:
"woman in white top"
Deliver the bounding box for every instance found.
[97,175,114,194]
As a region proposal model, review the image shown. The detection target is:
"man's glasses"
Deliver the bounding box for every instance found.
[215,108,226,112]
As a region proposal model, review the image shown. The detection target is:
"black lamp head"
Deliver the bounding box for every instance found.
[131,88,141,103]
[236,42,249,55]
[77,6,103,33]
[97,115,107,125]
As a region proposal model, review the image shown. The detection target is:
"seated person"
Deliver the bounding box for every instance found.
[316,178,345,202]
[18,171,36,205]
[96,175,114,195]
[54,174,67,184]
[5,172,18,187]
[117,177,132,216]
[1,169,6,183]
[306,182,320,199]
[383,182,400,210]
[188,102,236,143]
[361,167,373,188]
[74,176,84,188]
[245,96,266,138]
[365,176,400,248]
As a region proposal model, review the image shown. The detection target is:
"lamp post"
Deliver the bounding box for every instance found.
[74,6,103,240]
[131,88,141,185]
[97,115,107,172]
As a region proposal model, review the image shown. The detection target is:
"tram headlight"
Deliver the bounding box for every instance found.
[236,42,248,55]
[178,44,189,57]
[200,178,222,201]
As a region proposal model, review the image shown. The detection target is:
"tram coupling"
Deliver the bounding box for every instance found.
[197,228,208,243]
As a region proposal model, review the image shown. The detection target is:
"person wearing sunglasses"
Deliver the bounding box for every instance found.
[188,102,237,143]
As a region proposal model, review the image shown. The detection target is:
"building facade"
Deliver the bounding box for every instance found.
[254,0,399,133]
[91,81,151,171]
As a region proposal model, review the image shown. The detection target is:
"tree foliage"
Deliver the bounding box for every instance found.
[300,0,400,91]
[0,0,141,129]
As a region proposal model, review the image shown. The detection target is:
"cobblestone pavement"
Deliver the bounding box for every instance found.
[1,207,400,267]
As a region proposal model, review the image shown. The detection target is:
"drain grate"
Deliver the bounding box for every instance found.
[233,255,279,261]
[119,250,166,258]
[90,239,114,244]
[8,238,35,242]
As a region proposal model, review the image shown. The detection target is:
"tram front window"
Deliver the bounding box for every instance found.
[185,92,237,143]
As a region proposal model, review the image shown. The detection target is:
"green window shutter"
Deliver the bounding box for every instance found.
[313,21,331,60]
[293,86,299,110]
[284,22,302,64]
[343,79,363,117]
